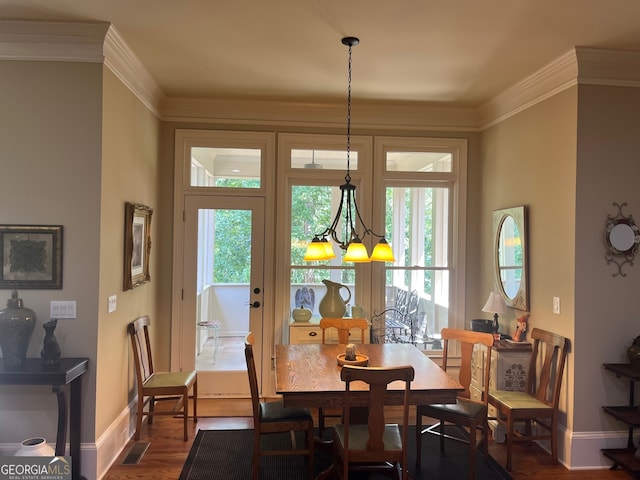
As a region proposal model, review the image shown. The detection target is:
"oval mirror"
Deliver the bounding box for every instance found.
[493,206,528,310]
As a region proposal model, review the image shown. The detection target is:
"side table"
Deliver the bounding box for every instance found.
[0,357,89,480]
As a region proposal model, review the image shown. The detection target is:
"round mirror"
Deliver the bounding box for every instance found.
[607,222,637,254]
[493,206,528,310]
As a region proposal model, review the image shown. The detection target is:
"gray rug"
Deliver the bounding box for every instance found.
[179,426,511,479]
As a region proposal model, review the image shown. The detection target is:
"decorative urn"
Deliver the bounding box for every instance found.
[291,307,312,322]
[0,290,36,369]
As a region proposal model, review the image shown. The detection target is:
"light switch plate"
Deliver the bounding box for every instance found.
[552,297,560,314]
[108,295,117,313]
[50,301,77,319]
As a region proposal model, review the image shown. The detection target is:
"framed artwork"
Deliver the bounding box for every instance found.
[124,202,152,291]
[0,225,63,289]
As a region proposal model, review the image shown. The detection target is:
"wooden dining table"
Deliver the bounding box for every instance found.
[275,343,463,408]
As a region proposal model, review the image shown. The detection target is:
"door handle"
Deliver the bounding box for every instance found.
[247,301,260,308]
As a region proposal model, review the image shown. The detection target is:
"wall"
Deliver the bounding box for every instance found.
[96,68,162,442]
[480,88,578,431]
[574,85,640,434]
[0,60,103,448]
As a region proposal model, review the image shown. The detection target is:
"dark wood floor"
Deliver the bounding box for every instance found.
[104,399,628,480]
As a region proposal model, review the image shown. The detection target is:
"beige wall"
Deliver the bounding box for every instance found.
[480,88,578,429]
[0,60,103,444]
[96,68,163,438]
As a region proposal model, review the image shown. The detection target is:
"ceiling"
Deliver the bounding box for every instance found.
[2,0,640,107]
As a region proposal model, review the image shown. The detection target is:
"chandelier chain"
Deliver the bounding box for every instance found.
[345,41,352,181]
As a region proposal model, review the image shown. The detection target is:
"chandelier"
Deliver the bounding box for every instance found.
[304,37,395,263]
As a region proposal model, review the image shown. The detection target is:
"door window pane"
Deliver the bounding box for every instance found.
[191,147,261,188]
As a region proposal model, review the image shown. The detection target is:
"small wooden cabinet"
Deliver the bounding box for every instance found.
[601,363,640,475]
[471,341,531,442]
[289,318,370,345]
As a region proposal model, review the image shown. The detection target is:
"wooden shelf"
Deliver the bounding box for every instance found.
[602,406,640,427]
[601,448,640,475]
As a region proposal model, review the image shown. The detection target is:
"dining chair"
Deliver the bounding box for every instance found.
[332,364,415,480]
[318,317,369,434]
[127,315,198,441]
[415,328,494,479]
[488,328,569,471]
[244,333,314,480]
[319,317,368,344]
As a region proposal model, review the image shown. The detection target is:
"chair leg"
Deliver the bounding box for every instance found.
[193,380,198,423]
[148,395,155,424]
[468,424,476,480]
[415,410,423,467]
[183,387,189,441]
[505,415,514,471]
[307,425,315,480]
[251,430,261,480]
[439,420,445,452]
[318,407,325,435]
[135,395,144,441]
[551,415,559,464]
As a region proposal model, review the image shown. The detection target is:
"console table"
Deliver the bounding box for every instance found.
[0,357,89,480]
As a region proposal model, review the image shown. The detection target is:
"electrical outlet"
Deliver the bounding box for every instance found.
[553,297,560,314]
[108,295,117,314]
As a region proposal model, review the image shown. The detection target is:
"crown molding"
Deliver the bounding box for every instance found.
[103,26,164,117]
[161,96,481,132]
[478,49,579,129]
[0,20,109,62]
[3,21,640,132]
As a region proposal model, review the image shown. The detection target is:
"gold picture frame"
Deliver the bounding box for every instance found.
[0,225,63,289]
[124,202,152,290]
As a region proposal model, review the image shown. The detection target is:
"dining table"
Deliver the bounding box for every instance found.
[275,343,463,409]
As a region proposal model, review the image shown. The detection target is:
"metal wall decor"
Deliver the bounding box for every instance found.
[605,202,640,277]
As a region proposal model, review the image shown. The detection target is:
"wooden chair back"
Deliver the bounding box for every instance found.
[440,328,494,401]
[244,332,261,423]
[320,318,368,344]
[527,328,569,408]
[128,315,155,390]
[340,364,414,476]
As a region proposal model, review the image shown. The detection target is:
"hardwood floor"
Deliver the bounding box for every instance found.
[104,399,628,480]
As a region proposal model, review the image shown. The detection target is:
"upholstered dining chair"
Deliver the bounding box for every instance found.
[244,333,314,480]
[332,364,415,480]
[318,317,369,434]
[415,328,494,479]
[127,315,197,441]
[488,328,569,471]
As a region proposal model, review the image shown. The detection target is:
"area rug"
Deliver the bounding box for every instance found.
[179,426,511,479]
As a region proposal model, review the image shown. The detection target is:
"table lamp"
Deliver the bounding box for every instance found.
[482,291,507,333]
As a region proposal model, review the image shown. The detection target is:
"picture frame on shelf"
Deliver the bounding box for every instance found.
[123,202,152,291]
[0,225,63,289]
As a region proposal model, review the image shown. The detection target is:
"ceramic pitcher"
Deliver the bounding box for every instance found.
[318,279,352,318]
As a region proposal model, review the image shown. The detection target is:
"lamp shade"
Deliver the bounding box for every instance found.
[482,291,507,314]
[343,240,370,262]
[370,239,396,262]
[304,238,330,261]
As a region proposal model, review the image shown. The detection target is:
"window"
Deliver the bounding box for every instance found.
[279,133,467,351]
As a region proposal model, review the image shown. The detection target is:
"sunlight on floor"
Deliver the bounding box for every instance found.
[196,336,245,371]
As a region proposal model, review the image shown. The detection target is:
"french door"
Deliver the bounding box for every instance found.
[180,195,265,396]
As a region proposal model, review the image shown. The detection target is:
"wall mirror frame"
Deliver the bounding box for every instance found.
[604,202,640,277]
[492,206,529,311]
